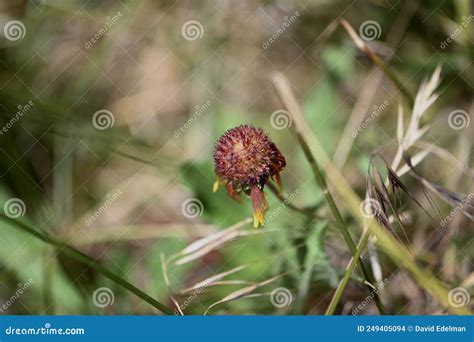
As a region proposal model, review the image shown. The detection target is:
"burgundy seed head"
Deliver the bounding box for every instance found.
[213,125,286,227]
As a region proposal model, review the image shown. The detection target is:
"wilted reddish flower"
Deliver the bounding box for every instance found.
[213,125,286,227]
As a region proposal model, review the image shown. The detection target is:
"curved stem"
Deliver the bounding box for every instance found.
[340,19,414,107]
[272,72,471,316]
[273,74,386,315]
[0,215,175,315]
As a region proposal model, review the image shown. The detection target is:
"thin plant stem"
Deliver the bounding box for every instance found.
[296,132,386,314]
[0,215,175,315]
[271,72,471,315]
[340,19,414,107]
[273,75,386,315]
[326,227,370,315]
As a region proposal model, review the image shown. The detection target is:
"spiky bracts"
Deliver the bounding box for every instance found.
[213,125,286,227]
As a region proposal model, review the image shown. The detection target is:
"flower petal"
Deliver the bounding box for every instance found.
[250,186,268,228]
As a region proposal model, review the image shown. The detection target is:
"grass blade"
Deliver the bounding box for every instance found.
[0,215,175,315]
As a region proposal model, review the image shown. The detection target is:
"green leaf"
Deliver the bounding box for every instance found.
[296,220,338,310]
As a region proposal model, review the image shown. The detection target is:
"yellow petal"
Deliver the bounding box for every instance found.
[250,186,268,228]
[212,180,220,193]
[253,211,265,228]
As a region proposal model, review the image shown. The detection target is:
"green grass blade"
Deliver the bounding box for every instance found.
[0,215,175,315]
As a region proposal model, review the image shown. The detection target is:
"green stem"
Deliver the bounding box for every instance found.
[272,72,472,316]
[295,134,386,315]
[371,56,414,107]
[0,215,175,315]
[326,228,370,315]
[272,74,385,314]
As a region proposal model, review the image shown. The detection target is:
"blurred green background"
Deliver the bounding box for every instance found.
[0,0,472,315]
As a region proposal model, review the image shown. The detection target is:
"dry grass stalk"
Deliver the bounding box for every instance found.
[271,72,471,315]
[204,274,284,315]
[178,265,247,295]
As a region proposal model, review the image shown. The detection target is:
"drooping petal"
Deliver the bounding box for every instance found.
[226,183,241,202]
[250,186,269,228]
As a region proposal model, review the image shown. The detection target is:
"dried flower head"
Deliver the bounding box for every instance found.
[213,125,286,227]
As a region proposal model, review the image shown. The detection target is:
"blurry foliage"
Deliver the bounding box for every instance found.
[0,0,472,314]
